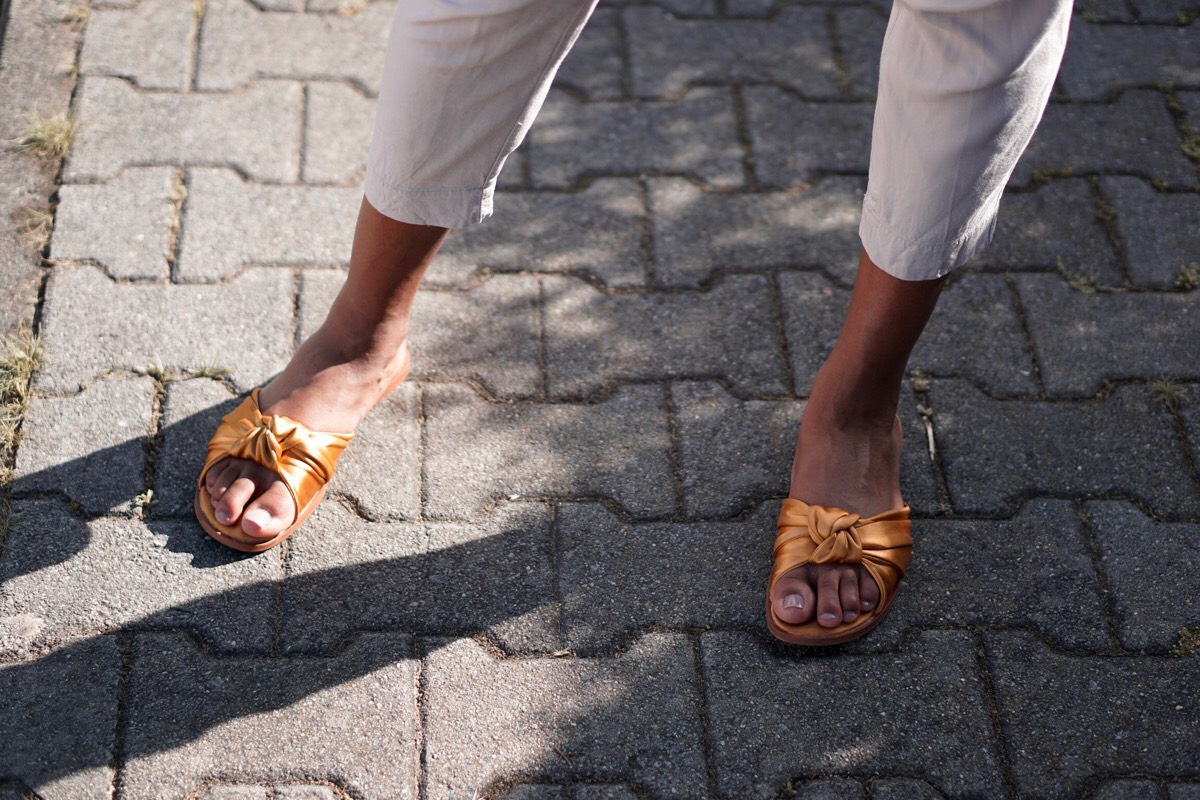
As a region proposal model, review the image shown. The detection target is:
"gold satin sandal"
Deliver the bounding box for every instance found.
[766,498,913,645]
[194,387,354,553]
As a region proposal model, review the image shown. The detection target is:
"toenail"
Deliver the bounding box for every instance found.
[244,508,271,528]
[820,611,838,622]
[862,600,873,609]
[844,611,858,621]
[782,594,804,610]
[215,510,232,523]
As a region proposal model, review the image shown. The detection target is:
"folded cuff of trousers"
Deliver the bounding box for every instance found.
[859,192,999,282]
[364,167,495,229]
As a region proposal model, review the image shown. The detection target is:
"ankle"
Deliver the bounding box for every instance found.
[807,365,899,431]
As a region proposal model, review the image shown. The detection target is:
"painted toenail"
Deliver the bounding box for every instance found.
[782,594,804,609]
[244,508,271,528]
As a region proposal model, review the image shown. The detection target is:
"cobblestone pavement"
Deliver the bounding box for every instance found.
[1,0,1199,797]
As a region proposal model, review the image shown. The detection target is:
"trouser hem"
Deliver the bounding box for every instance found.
[858,192,999,282]
[363,167,494,229]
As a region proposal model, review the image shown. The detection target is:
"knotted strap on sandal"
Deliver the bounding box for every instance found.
[766,497,913,645]
[194,388,354,553]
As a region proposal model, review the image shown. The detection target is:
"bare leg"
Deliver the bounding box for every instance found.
[770,246,948,627]
[204,197,448,538]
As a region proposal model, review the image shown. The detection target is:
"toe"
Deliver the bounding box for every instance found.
[859,567,881,612]
[205,460,230,498]
[838,566,860,623]
[240,479,295,539]
[815,566,843,628]
[771,565,816,625]
[215,473,256,525]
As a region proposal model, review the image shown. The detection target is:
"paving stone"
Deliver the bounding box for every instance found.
[303,82,374,184]
[273,788,338,800]
[497,785,644,800]
[744,87,874,187]
[198,788,270,800]
[789,779,864,800]
[0,499,279,657]
[435,179,648,289]
[1058,20,1200,100]
[984,630,1200,800]
[1180,89,1200,123]
[870,779,946,800]
[528,88,744,189]
[13,376,154,515]
[1170,785,1200,800]
[648,176,863,288]
[422,633,707,800]
[282,501,557,654]
[972,179,1121,285]
[34,265,293,394]
[1092,780,1164,800]
[177,168,359,280]
[542,274,788,398]
[298,270,542,398]
[929,380,1199,518]
[196,0,393,93]
[835,5,889,99]
[606,0,715,14]
[1182,384,1200,470]
[67,77,301,183]
[1101,177,1200,288]
[0,636,119,800]
[701,630,1005,799]
[624,6,839,99]
[155,378,239,517]
[559,501,774,651]
[1132,0,1200,21]
[1015,274,1200,396]
[121,631,417,800]
[1010,91,1197,188]
[555,7,624,101]
[779,271,1036,397]
[79,0,195,90]
[51,167,176,280]
[1074,0,1136,21]
[876,499,1111,651]
[1087,500,1200,651]
[423,383,675,519]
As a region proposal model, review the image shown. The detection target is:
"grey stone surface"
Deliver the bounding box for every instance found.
[1101,177,1200,288]
[835,5,889,100]
[542,273,788,398]
[648,176,863,288]
[779,271,1037,397]
[422,633,707,800]
[529,88,744,189]
[789,779,864,800]
[0,499,279,657]
[929,380,1199,518]
[121,631,418,800]
[13,376,154,514]
[79,0,195,90]
[0,0,80,335]
[1010,91,1197,188]
[66,76,301,183]
[870,779,947,800]
[177,168,359,280]
[1170,785,1200,800]
[555,7,624,101]
[972,179,1121,285]
[624,6,839,99]
[1131,0,1200,21]
[51,166,176,280]
[1058,20,1200,100]
[1015,274,1200,396]
[744,87,874,187]
[1182,384,1200,468]
[984,630,1200,800]
[303,81,374,184]
[326,382,420,520]
[0,636,119,800]
[1088,499,1200,651]
[873,499,1111,651]
[1092,780,1164,800]
[423,383,675,519]
[196,0,393,93]
[1074,0,1136,21]
[282,501,557,654]
[34,265,293,393]
[299,269,543,398]
[154,377,239,517]
[435,179,648,289]
[701,630,1005,800]
[559,501,775,652]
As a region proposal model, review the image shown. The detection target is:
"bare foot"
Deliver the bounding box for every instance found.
[769,369,904,628]
[203,325,410,539]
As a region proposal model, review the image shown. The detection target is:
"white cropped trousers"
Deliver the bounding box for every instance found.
[363,0,1073,281]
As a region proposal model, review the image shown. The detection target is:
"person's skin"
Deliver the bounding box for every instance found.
[204,197,947,627]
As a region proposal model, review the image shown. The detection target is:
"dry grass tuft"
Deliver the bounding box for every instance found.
[17,206,54,254]
[0,331,42,546]
[12,109,79,159]
[63,2,89,25]
[336,0,366,15]
[1172,626,1200,656]
[1176,263,1200,291]
[192,0,205,18]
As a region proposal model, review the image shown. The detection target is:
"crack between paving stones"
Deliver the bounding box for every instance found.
[661,382,688,517]
[825,6,854,100]
[910,379,953,516]
[730,85,759,190]
[969,629,1021,800]
[110,631,134,799]
[613,5,635,101]
[768,271,798,396]
[690,633,721,799]
[1003,275,1048,398]
[1073,500,1129,651]
[535,277,549,401]
[636,177,658,286]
